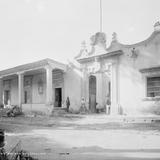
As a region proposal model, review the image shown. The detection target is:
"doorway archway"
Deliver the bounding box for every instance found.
[89,75,97,113]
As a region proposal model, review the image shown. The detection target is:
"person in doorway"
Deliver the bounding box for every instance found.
[66,97,70,112]
[106,95,111,115]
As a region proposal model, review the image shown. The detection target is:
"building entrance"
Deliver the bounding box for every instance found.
[55,88,62,107]
[24,89,32,104]
[4,90,11,105]
[89,75,97,113]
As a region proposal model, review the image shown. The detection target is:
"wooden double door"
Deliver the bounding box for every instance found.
[89,75,97,113]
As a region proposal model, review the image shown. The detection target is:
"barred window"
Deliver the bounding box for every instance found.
[147,77,160,97]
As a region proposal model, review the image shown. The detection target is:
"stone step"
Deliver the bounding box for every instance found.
[51,107,68,116]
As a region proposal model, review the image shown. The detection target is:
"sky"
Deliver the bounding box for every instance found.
[0,0,160,70]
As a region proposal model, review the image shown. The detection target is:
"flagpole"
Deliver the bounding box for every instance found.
[100,0,102,32]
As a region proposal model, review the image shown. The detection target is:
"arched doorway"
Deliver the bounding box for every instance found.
[89,75,97,113]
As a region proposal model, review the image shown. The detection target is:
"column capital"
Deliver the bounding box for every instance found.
[44,65,53,71]
[17,71,25,75]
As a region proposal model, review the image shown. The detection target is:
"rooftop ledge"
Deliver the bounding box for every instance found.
[0,58,67,77]
[143,97,160,101]
[140,66,160,73]
[77,50,123,63]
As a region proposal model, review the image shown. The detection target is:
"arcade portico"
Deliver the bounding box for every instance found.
[0,59,67,114]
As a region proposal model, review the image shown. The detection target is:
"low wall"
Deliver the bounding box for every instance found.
[22,104,53,115]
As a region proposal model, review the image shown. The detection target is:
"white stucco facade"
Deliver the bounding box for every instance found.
[76,22,160,116]
[1,22,160,116]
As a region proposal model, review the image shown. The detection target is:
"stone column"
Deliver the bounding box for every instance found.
[17,72,24,109]
[0,78,3,106]
[110,62,119,115]
[62,72,65,105]
[45,65,53,106]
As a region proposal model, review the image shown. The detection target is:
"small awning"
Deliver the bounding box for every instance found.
[140,66,160,73]
[139,66,160,77]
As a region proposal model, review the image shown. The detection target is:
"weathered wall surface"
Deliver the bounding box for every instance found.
[64,67,82,112]
[10,78,18,105]
[22,104,51,115]
[32,73,46,104]
[117,31,160,115]
[9,73,46,106]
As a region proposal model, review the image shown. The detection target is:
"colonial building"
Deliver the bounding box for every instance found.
[0,22,160,115]
[0,59,82,115]
[75,21,160,115]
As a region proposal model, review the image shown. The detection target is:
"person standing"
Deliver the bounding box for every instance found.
[80,97,87,113]
[106,96,111,115]
[66,97,70,112]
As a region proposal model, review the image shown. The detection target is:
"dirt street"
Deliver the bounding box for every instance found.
[1,115,160,160]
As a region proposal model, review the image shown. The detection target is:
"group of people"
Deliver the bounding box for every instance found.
[65,96,87,113]
[65,96,111,114]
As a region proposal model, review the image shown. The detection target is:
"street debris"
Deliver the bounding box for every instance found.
[0,130,38,160]
[0,105,22,117]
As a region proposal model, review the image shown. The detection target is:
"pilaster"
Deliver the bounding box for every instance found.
[0,78,3,106]
[110,62,119,115]
[96,73,103,107]
[17,72,24,109]
[45,65,53,106]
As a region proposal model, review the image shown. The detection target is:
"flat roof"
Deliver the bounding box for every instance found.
[0,58,67,77]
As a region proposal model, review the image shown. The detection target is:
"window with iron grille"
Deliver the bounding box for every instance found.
[147,77,160,97]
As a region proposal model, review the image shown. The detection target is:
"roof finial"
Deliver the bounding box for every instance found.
[81,41,86,49]
[80,41,88,57]
[112,32,118,42]
[154,21,160,31]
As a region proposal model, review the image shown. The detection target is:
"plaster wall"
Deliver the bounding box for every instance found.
[64,67,82,112]
[118,32,160,115]
[8,73,46,106]
[22,104,51,115]
[10,78,18,105]
[31,73,46,104]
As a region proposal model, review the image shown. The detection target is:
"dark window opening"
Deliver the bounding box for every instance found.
[4,90,11,105]
[24,91,27,104]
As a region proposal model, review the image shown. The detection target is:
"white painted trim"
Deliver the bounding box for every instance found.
[1,67,45,78]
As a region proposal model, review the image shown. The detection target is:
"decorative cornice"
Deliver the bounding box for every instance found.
[140,66,160,73]
[77,50,123,64]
